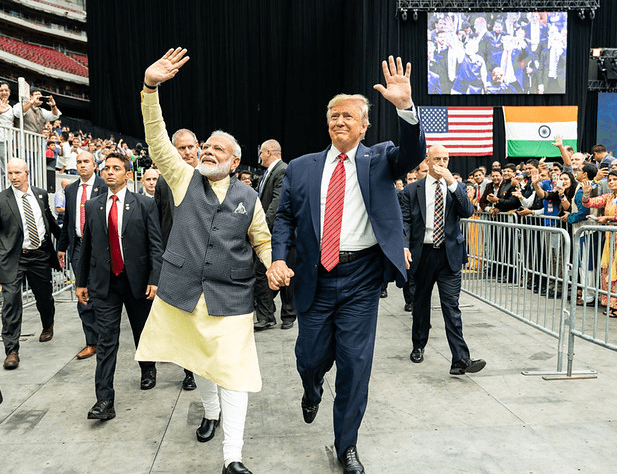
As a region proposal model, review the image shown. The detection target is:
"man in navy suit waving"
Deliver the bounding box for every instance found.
[400,145,485,375]
[267,56,425,474]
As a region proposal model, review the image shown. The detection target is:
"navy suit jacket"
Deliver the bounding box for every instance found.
[400,178,473,274]
[75,190,163,300]
[272,117,425,313]
[57,175,107,262]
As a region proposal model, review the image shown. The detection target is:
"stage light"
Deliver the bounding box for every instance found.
[579,10,585,20]
[401,9,407,21]
[592,48,602,58]
[413,9,418,21]
[590,9,596,20]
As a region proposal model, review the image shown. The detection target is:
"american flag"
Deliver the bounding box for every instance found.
[418,106,494,156]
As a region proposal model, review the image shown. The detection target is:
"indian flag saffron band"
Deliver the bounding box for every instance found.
[503,106,578,158]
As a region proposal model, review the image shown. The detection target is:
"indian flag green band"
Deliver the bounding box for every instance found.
[506,139,578,158]
[503,106,578,158]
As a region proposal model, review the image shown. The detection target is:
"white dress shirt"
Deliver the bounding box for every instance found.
[423,175,458,244]
[13,185,46,249]
[319,108,419,251]
[75,174,96,238]
[105,186,128,260]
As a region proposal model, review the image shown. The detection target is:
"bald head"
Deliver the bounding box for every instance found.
[142,168,159,196]
[259,139,282,168]
[426,145,450,180]
[7,158,29,191]
[60,178,72,189]
[76,150,96,181]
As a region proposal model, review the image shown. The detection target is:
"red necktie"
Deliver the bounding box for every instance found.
[109,195,124,275]
[434,181,445,246]
[79,183,87,235]
[321,153,347,271]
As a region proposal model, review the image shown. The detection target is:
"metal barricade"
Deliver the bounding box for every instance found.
[0,123,73,308]
[562,225,617,378]
[462,215,572,372]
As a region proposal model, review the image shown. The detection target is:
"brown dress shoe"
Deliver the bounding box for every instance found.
[39,326,53,342]
[3,351,19,370]
[76,345,97,359]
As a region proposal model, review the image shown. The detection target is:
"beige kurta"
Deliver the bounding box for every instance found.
[135,90,271,392]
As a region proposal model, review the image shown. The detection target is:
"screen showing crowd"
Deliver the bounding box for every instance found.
[427,12,567,95]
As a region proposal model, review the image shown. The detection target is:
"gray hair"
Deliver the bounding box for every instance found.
[210,130,241,158]
[171,128,198,147]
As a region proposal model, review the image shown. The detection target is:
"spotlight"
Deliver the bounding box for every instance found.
[592,48,602,58]
[401,9,407,21]
[578,10,585,20]
[413,10,418,21]
[590,9,596,20]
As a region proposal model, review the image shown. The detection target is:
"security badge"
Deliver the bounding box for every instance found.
[125,204,130,211]
[38,194,43,199]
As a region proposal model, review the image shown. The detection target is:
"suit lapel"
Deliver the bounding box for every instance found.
[32,187,50,233]
[445,182,454,217]
[309,150,327,241]
[355,144,371,206]
[5,188,23,232]
[122,191,136,235]
[97,193,108,230]
[418,178,427,224]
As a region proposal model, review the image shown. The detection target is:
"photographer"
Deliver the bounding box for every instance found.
[13,89,61,134]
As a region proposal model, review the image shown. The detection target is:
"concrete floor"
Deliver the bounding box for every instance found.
[1,287,616,474]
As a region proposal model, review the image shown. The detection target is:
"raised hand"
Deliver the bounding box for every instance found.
[552,135,563,148]
[373,56,413,110]
[144,47,190,87]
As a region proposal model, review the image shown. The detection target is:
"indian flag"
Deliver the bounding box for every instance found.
[503,106,578,157]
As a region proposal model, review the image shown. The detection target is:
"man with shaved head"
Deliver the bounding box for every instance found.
[1,158,61,369]
[58,150,107,359]
[142,168,159,198]
[400,144,485,375]
[253,138,297,331]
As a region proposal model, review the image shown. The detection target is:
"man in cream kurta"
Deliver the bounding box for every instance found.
[136,48,270,474]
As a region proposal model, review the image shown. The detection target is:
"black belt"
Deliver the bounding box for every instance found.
[22,248,45,255]
[338,245,379,264]
[423,242,444,250]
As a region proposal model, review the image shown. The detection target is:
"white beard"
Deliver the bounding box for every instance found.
[198,158,231,181]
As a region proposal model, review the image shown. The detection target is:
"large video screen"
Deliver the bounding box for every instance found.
[427,12,567,95]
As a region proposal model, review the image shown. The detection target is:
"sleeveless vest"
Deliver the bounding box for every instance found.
[157,172,257,316]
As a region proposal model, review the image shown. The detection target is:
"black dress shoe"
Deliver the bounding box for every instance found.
[254,320,276,331]
[281,320,294,330]
[380,289,388,298]
[222,461,253,474]
[182,372,197,391]
[410,347,424,363]
[88,399,115,420]
[301,393,319,424]
[196,416,220,442]
[450,358,486,375]
[141,367,156,390]
[338,445,365,474]
[404,303,413,312]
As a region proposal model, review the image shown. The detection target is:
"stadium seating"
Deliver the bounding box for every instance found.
[0,35,88,77]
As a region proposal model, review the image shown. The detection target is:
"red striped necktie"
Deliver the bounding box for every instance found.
[109,195,124,275]
[321,153,347,271]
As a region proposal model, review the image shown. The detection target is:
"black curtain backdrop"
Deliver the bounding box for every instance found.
[87,1,616,177]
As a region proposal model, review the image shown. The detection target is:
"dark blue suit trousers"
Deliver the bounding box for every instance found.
[296,250,382,456]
